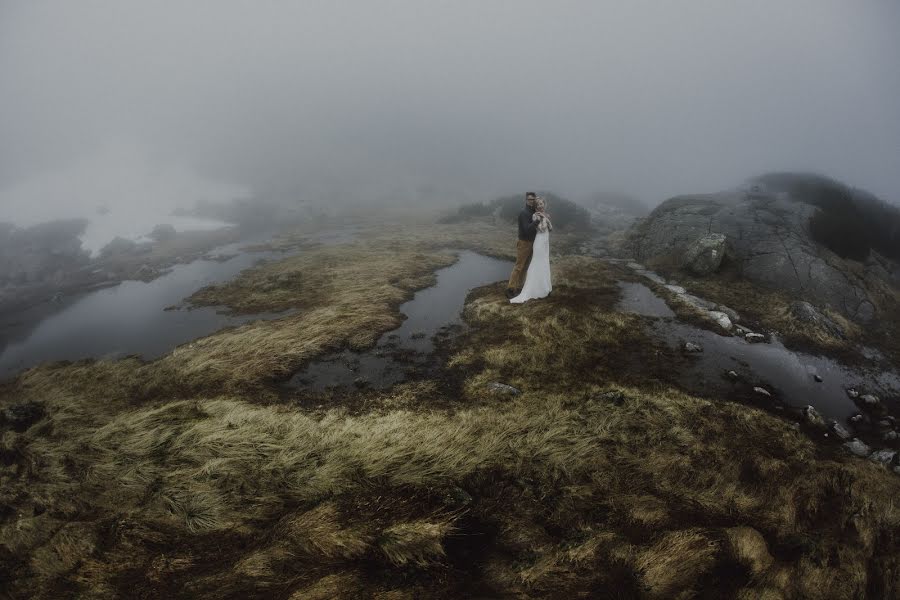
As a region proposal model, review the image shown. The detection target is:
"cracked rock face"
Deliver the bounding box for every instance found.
[630,189,897,322]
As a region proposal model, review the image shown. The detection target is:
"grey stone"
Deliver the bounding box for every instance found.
[883,430,898,442]
[861,394,880,406]
[802,405,825,427]
[753,386,772,397]
[726,370,739,379]
[626,262,645,271]
[678,293,717,311]
[682,233,727,275]
[846,388,860,399]
[790,301,846,339]
[664,284,687,295]
[869,450,897,465]
[843,438,871,457]
[715,305,741,323]
[745,333,766,343]
[444,486,473,506]
[683,342,703,353]
[813,374,823,383]
[849,413,864,423]
[487,382,521,395]
[706,310,733,330]
[828,420,853,441]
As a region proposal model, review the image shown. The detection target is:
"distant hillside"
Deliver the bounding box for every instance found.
[439,192,592,231]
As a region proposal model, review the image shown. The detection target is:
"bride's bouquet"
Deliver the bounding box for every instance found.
[533,197,553,233]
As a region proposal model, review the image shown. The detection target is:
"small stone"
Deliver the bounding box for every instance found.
[883,430,898,442]
[706,310,733,330]
[745,333,766,343]
[828,420,853,441]
[715,305,741,324]
[753,387,772,398]
[878,419,892,428]
[444,486,473,506]
[894,465,900,477]
[813,374,823,383]
[849,413,864,423]
[680,294,717,311]
[487,382,521,395]
[802,405,825,427]
[861,394,880,406]
[726,370,739,379]
[843,438,871,457]
[626,262,645,271]
[869,450,897,465]
[598,390,627,405]
[846,388,860,399]
[664,284,687,295]
[683,342,704,353]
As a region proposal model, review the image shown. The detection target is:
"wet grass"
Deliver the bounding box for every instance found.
[2,221,900,598]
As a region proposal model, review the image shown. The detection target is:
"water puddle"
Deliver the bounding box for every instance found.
[617,282,900,421]
[616,282,676,317]
[289,251,512,391]
[0,244,288,378]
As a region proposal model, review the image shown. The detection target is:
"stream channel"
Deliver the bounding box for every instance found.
[616,281,900,422]
[288,251,512,391]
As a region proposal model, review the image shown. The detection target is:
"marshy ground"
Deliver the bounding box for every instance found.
[2,214,900,598]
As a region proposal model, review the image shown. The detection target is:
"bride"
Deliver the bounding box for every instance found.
[511,197,552,304]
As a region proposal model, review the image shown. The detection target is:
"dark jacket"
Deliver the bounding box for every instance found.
[518,207,538,241]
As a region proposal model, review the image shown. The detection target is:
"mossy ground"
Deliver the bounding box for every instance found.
[2,218,899,599]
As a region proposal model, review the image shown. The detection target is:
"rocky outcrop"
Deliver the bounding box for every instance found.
[629,178,900,322]
[790,301,846,339]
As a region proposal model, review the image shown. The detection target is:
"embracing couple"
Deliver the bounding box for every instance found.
[506,191,552,304]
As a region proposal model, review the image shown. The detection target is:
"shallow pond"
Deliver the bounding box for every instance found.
[617,281,900,421]
[0,241,289,379]
[289,251,513,390]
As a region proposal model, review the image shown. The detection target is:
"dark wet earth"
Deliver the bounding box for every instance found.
[616,281,900,423]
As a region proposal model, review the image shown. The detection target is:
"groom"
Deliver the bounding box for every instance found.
[506,191,539,299]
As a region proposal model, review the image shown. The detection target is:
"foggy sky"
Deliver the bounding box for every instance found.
[2,0,899,219]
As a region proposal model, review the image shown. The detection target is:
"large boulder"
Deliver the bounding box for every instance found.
[682,233,727,275]
[629,175,900,322]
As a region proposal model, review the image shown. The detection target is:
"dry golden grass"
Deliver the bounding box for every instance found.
[2,221,900,598]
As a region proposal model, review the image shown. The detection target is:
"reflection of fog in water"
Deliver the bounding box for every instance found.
[0,247,284,379]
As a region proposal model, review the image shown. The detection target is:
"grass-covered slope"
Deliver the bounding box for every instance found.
[2,221,899,598]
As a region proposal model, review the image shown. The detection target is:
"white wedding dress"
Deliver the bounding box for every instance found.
[510,229,552,303]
